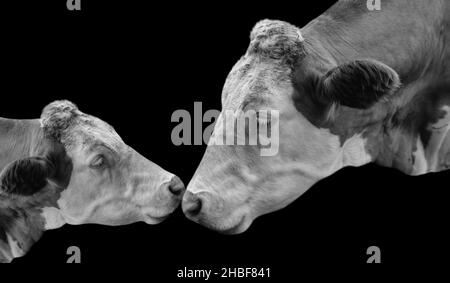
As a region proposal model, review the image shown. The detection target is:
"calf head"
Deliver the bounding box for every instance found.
[0,100,184,262]
[37,101,185,226]
[183,20,400,234]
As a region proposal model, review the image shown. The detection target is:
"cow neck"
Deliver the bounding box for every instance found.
[304,7,448,174]
[0,193,47,263]
[0,119,59,262]
[301,3,442,85]
[0,118,42,172]
[299,9,448,174]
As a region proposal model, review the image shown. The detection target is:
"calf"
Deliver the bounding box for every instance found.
[0,100,185,262]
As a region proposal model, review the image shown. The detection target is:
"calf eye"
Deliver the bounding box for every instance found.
[90,155,107,169]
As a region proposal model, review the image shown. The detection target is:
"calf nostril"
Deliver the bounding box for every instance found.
[183,193,203,217]
[168,175,185,196]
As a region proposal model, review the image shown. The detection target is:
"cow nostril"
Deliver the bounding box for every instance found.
[183,192,203,218]
[168,175,185,196]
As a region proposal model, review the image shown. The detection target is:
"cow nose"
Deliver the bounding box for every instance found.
[167,175,185,196]
[182,191,203,218]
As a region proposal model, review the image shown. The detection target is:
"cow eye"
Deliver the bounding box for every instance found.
[90,155,107,169]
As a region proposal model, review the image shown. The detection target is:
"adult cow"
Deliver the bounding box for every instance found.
[183,0,450,234]
[0,100,185,262]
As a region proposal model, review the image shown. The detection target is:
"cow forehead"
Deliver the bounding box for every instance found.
[248,19,305,64]
[222,20,306,108]
[222,57,295,109]
[67,114,125,153]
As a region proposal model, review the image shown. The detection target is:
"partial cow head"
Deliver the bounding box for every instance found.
[0,100,184,262]
[183,20,400,234]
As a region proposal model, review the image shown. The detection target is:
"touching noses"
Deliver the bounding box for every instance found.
[182,191,215,220]
[182,191,202,218]
[164,175,186,197]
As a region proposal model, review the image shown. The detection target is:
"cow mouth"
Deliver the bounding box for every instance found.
[143,213,171,224]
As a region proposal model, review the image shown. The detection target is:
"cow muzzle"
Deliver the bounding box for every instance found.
[140,174,186,224]
[182,190,251,234]
[163,175,186,197]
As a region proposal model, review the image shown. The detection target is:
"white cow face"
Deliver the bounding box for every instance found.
[183,20,400,234]
[38,101,185,228]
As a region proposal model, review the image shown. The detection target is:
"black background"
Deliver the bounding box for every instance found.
[1,0,448,276]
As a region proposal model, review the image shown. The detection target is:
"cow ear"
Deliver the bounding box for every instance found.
[41,100,80,141]
[319,59,400,109]
[0,157,55,196]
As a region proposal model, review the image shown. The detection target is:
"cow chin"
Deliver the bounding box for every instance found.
[141,207,176,225]
[98,200,178,226]
[59,195,178,227]
[212,216,252,235]
[193,209,253,235]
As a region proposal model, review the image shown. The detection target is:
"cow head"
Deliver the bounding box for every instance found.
[182,20,400,234]
[0,101,185,231]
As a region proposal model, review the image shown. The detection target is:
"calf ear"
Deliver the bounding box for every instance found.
[0,157,55,196]
[319,59,400,109]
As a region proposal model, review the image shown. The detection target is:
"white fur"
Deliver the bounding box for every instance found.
[342,133,372,167]
[296,30,304,41]
[425,106,450,172]
[412,138,428,175]
[41,207,66,230]
[7,234,24,258]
